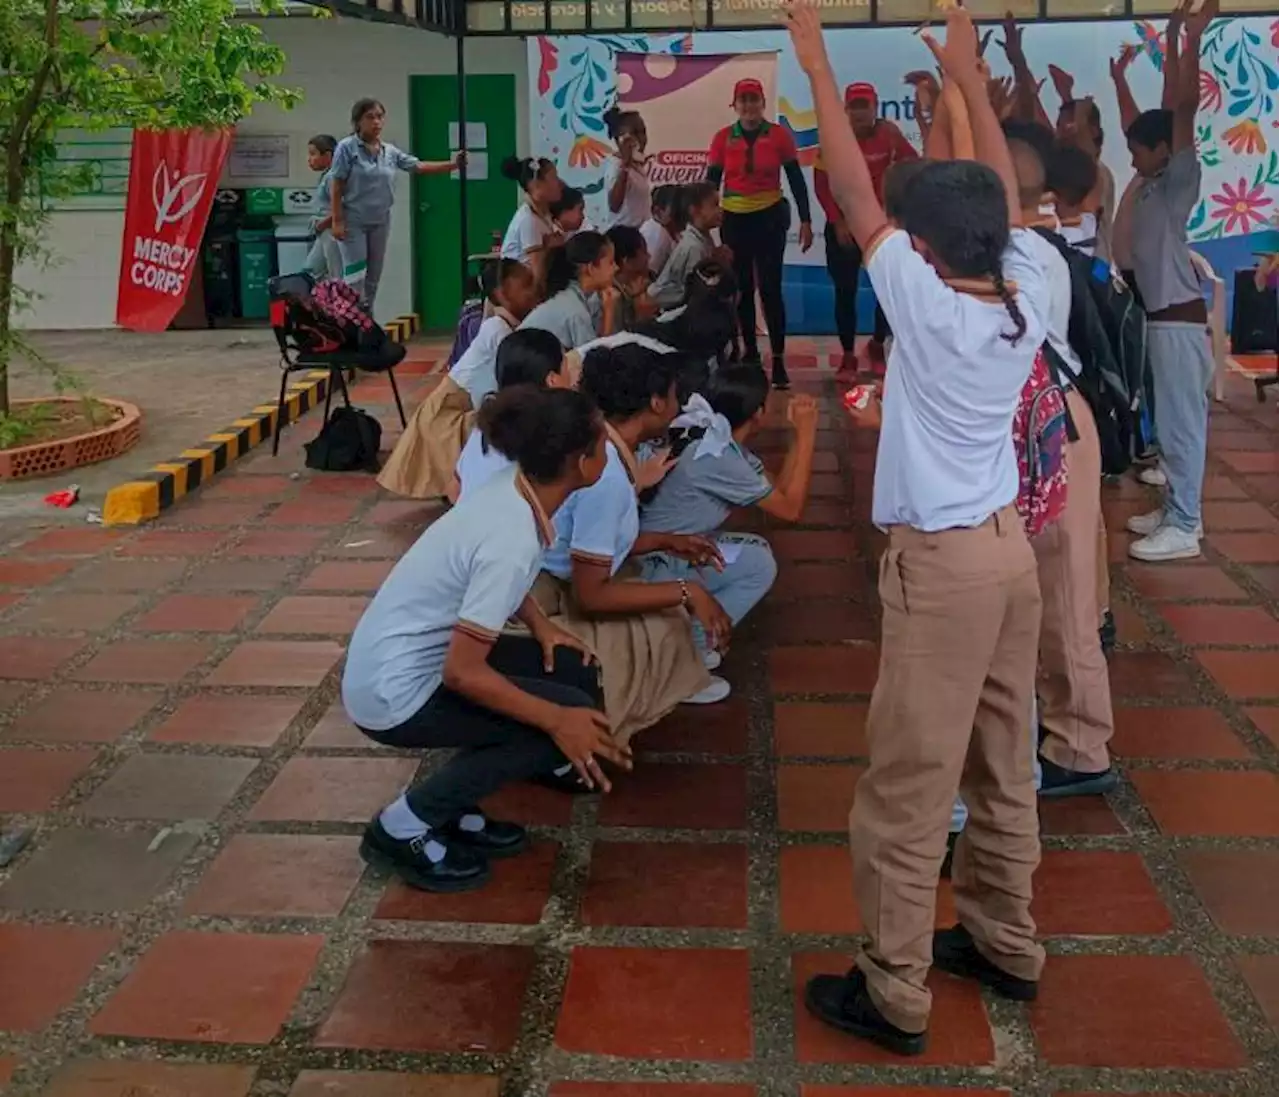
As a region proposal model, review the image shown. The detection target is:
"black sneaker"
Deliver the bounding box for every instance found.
[443,812,529,859]
[932,925,1038,1001]
[1099,610,1116,658]
[1037,754,1119,798]
[359,816,490,893]
[770,357,791,390]
[805,967,927,1056]
[940,830,960,880]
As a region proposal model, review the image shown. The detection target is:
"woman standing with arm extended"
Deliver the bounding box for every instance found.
[706,78,814,391]
[330,97,463,310]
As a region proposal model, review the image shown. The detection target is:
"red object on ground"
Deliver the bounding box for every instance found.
[43,487,79,508]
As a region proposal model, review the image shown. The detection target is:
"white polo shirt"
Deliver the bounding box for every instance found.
[541,426,639,579]
[342,467,554,731]
[604,156,651,229]
[501,203,556,263]
[455,428,514,502]
[448,312,516,407]
[641,218,675,276]
[866,227,1049,532]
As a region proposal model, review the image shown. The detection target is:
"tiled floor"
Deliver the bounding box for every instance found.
[0,341,1275,1096]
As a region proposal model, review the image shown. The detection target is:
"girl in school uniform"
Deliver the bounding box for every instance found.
[640,184,683,278]
[603,106,652,229]
[378,259,538,499]
[330,98,462,310]
[787,3,1050,1056]
[500,156,564,284]
[520,231,618,349]
[345,385,628,893]
[639,365,820,663]
[533,340,737,754]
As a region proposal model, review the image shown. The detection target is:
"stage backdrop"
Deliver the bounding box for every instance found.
[530,17,1278,309]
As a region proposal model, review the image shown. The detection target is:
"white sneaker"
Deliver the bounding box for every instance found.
[682,676,731,705]
[1126,508,1203,538]
[702,650,722,671]
[1128,524,1202,562]
[1138,466,1168,487]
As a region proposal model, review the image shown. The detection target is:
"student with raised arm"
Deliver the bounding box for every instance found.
[786,0,1047,1056]
[1119,0,1217,561]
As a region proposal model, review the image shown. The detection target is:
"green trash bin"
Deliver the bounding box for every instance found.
[236,228,275,320]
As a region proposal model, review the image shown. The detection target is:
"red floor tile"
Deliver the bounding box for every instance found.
[135,593,259,633]
[16,529,126,555]
[249,756,419,822]
[0,559,75,586]
[205,640,344,687]
[90,931,323,1043]
[82,754,257,820]
[298,472,385,496]
[1218,450,1278,474]
[582,841,748,928]
[1157,604,1278,646]
[1195,650,1280,699]
[1031,851,1171,935]
[557,947,752,1060]
[778,765,862,832]
[119,530,227,557]
[183,834,365,917]
[1108,599,1151,646]
[0,1058,13,1086]
[301,560,396,592]
[775,702,868,757]
[316,940,534,1052]
[1110,706,1252,759]
[73,638,212,684]
[793,952,993,1065]
[763,602,878,644]
[67,557,187,591]
[1245,705,1278,746]
[267,497,364,526]
[1030,954,1246,1067]
[9,592,140,632]
[1207,532,1280,564]
[157,500,266,527]
[481,781,574,826]
[1131,770,1278,836]
[1038,797,1125,836]
[595,763,747,830]
[375,841,558,925]
[1202,500,1278,530]
[202,473,297,497]
[186,559,294,591]
[1180,850,1278,936]
[324,527,421,558]
[770,646,879,694]
[0,923,119,1030]
[1125,564,1247,601]
[768,531,859,562]
[39,1060,257,1096]
[772,561,870,600]
[149,693,304,747]
[288,1073,498,1097]
[1106,652,1197,698]
[229,529,329,557]
[640,697,749,754]
[256,595,370,635]
[1238,955,1278,1031]
[365,500,444,527]
[0,636,85,679]
[0,747,97,811]
[302,702,389,750]
[5,688,158,744]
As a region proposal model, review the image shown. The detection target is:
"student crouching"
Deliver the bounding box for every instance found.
[521,231,618,349]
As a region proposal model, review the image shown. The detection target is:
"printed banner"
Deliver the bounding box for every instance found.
[616,51,778,187]
[116,127,233,332]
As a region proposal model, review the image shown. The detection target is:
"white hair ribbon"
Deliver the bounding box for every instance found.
[670,393,733,460]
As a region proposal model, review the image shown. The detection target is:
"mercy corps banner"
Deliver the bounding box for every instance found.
[116,128,232,332]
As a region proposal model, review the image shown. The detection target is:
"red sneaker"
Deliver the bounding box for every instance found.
[865,339,887,377]
[836,350,858,376]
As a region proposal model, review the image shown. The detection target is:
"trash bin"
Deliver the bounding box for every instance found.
[275,216,315,278]
[236,228,276,320]
[202,217,240,324]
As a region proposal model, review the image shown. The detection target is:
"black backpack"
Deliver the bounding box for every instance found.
[304,406,382,473]
[1031,227,1147,476]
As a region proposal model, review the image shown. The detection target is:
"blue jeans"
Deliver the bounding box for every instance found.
[639,532,778,649]
[951,696,1042,832]
[1148,321,1213,532]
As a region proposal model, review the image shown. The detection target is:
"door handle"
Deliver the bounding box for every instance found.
[418,200,431,212]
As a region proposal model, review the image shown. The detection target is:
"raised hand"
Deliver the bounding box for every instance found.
[922,6,982,84]
[1048,63,1075,102]
[997,10,1026,66]
[783,0,831,78]
[1185,0,1218,40]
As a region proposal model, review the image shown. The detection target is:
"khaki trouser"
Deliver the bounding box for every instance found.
[850,506,1045,1033]
[1096,512,1111,622]
[1037,389,1116,773]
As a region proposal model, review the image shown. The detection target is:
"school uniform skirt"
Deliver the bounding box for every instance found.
[530,568,711,747]
[377,375,474,499]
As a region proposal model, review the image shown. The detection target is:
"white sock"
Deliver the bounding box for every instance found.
[458,813,485,833]
[380,794,429,840]
[552,763,574,777]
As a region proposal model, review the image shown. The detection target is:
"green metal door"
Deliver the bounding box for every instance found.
[409,73,518,332]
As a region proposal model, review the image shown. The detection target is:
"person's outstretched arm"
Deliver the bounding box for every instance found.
[999,12,1052,129]
[1174,0,1216,152]
[757,393,819,522]
[1111,44,1142,133]
[1162,0,1188,108]
[943,78,975,161]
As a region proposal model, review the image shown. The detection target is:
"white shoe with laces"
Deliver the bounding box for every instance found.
[1128,523,1202,562]
[702,650,722,671]
[1138,466,1168,487]
[1127,508,1203,538]
[682,676,731,705]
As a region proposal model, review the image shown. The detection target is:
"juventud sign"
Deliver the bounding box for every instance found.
[116,128,232,332]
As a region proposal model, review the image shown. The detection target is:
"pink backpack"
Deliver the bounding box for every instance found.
[1012,348,1070,539]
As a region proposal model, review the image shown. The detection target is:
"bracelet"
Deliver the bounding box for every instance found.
[678,579,690,608]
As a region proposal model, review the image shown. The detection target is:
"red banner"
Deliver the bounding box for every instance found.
[116,128,232,332]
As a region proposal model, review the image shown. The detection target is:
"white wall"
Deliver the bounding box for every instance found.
[16,15,529,330]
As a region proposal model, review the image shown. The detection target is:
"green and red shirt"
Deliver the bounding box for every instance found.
[707,120,798,215]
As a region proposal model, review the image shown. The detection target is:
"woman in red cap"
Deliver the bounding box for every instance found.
[706,77,813,390]
[813,81,918,376]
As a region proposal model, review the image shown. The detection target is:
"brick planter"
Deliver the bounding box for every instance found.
[0,398,142,481]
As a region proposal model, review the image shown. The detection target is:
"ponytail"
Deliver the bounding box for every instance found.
[546,230,609,297]
[991,267,1027,346]
[501,155,553,193]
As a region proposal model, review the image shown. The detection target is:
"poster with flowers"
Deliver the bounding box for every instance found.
[530,16,1278,259]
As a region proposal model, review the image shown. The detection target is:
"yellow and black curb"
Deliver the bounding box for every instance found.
[101,313,421,526]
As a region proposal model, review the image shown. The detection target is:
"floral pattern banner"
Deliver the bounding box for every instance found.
[530,17,1278,261]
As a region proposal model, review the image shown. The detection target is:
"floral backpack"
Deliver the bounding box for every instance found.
[1012,347,1070,539]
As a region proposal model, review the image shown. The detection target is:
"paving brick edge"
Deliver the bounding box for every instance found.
[101,313,421,527]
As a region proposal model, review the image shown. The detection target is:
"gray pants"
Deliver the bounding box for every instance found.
[337,221,391,308]
[305,229,342,281]
[1148,321,1213,532]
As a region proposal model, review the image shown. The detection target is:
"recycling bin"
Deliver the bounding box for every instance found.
[236,228,276,320]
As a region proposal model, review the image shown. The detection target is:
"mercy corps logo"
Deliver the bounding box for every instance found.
[650,149,708,186]
[151,160,209,232]
[126,160,209,297]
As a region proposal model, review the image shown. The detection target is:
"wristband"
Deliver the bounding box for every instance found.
[678,579,690,608]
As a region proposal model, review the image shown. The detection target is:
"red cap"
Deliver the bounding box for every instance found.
[844,81,878,105]
[732,78,765,104]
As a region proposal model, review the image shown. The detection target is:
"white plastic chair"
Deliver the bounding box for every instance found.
[1190,251,1227,402]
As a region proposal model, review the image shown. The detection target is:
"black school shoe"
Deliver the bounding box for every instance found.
[933,925,1038,1001]
[442,812,529,858]
[940,830,960,880]
[1037,753,1119,798]
[1099,609,1117,658]
[770,357,791,390]
[359,816,489,893]
[804,967,928,1057]
[534,767,596,795]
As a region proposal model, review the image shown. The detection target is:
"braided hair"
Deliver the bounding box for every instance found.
[990,267,1027,346]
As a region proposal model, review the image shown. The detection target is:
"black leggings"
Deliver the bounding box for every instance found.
[721,201,789,358]
[361,635,603,826]
[824,223,889,352]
